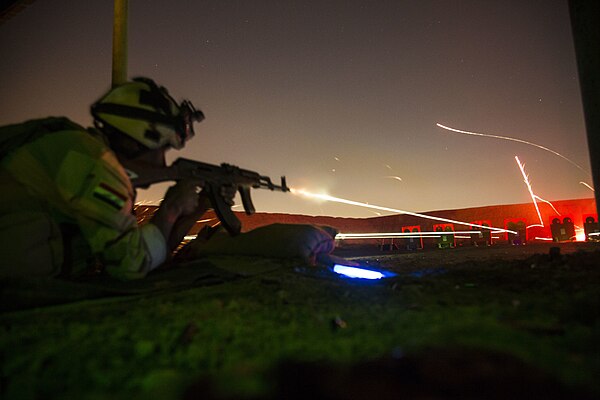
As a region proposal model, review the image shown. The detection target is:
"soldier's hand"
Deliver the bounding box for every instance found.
[220,184,237,207]
[161,179,204,218]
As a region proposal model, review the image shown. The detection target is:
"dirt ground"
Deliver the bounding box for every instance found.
[1,242,599,399]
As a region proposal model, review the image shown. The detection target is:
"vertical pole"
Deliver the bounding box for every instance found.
[569,1,600,224]
[112,0,128,87]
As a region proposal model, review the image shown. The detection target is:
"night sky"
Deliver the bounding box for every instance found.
[0,0,592,218]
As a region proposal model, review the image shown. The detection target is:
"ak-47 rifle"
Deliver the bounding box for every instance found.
[124,158,289,235]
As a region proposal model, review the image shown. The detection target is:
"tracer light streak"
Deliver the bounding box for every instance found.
[437,123,590,176]
[291,188,515,234]
[335,230,498,240]
[515,156,544,227]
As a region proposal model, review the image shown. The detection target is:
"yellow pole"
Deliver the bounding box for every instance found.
[112,0,128,87]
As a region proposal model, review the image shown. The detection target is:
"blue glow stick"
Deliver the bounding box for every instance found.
[333,265,385,280]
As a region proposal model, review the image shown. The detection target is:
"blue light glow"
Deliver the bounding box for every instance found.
[333,265,385,279]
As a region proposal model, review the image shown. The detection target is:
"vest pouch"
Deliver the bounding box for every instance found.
[0,169,64,278]
[0,211,63,278]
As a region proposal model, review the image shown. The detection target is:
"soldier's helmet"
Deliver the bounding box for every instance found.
[91,77,204,150]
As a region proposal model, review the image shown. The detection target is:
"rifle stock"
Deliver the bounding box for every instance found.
[124,157,289,235]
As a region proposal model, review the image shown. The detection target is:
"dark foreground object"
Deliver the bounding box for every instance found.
[267,347,593,400]
[1,243,599,399]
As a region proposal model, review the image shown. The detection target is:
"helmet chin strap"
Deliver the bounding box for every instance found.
[115,146,169,189]
[119,144,168,168]
[97,122,162,162]
[137,147,167,167]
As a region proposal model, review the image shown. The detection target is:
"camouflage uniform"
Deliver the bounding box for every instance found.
[0,125,166,280]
